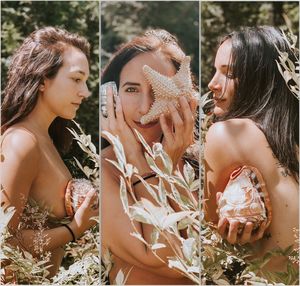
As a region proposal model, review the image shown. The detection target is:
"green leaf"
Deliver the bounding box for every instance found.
[182,238,196,263]
[162,211,192,229]
[151,243,166,250]
[120,177,129,214]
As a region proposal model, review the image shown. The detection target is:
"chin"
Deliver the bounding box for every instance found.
[61,112,76,120]
[213,106,227,117]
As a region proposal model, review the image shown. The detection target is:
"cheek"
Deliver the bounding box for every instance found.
[120,95,133,118]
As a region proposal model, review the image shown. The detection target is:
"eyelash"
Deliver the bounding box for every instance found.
[125,87,138,93]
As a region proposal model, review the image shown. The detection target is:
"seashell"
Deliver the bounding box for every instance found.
[64,178,97,217]
[217,166,272,234]
[140,56,199,125]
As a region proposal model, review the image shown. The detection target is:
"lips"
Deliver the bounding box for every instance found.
[133,120,159,129]
[213,95,226,103]
[71,103,81,108]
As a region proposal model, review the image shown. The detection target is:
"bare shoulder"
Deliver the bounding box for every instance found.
[206,118,263,142]
[205,119,266,162]
[1,126,40,160]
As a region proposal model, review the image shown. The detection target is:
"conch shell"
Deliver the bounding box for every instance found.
[141,56,198,124]
[64,178,98,217]
[217,166,272,233]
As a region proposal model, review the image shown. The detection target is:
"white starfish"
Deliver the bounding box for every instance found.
[140,56,198,124]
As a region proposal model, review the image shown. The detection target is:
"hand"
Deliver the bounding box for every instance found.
[216,192,268,245]
[70,189,99,238]
[160,96,198,168]
[101,85,143,161]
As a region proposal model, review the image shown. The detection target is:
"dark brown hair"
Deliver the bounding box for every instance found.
[1,26,90,153]
[219,26,299,181]
[101,29,186,88]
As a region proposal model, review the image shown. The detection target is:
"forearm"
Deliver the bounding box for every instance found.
[8,224,74,256]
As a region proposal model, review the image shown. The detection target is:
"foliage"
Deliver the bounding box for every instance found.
[104,129,299,285]
[275,29,299,100]
[102,130,200,284]
[101,1,199,78]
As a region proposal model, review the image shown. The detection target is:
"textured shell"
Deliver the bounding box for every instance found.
[64,178,95,217]
[140,56,198,125]
[217,166,272,231]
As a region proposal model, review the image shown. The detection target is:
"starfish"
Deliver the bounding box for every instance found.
[140,56,198,124]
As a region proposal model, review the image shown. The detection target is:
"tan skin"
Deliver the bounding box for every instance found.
[204,40,299,271]
[1,46,98,277]
[101,51,197,285]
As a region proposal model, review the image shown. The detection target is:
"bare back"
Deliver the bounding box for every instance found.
[204,118,299,270]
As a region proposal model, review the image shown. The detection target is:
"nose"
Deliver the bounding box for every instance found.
[139,90,154,115]
[208,73,222,93]
[79,82,91,99]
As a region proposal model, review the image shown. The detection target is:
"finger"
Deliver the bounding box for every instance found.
[100,115,108,131]
[190,97,199,115]
[216,192,222,205]
[217,217,228,237]
[179,97,194,125]
[115,96,125,124]
[227,220,239,244]
[81,189,96,208]
[106,85,116,120]
[239,222,253,245]
[252,220,267,242]
[159,114,174,143]
[168,102,184,134]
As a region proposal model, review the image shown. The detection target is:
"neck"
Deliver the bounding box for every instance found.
[23,99,56,138]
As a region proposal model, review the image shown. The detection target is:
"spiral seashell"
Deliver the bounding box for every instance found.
[64,178,97,217]
[217,166,272,233]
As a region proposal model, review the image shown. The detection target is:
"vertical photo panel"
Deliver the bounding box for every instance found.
[100,1,200,285]
[201,1,299,285]
[1,1,100,284]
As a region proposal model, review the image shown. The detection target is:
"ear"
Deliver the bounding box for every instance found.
[39,82,45,92]
[39,85,45,92]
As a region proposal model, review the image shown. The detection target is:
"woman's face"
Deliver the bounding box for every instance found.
[208,39,235,116]
[119,51,176,144]
[41,46,90,120]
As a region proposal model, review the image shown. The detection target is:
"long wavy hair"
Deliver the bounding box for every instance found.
[1,26,90,153]
[219,26,299,181]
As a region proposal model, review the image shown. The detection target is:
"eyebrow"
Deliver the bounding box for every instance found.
[121,82,140,88]
[71,69,89,77]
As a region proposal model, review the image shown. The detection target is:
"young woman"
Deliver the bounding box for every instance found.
[204,26,299,271]
[101,30,198,284]
[1,27,98,277]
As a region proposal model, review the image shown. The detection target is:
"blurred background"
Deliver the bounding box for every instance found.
[1,1,99,175]
[201,1,299,96]
[101,1,199,79]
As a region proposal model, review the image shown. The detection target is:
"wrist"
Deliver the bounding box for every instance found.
[62,224,76,242]
[69,220,84,239]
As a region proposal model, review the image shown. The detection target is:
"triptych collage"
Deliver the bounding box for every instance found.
[1,1,299,285]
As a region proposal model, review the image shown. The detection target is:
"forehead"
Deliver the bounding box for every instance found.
[215,39,232,65]
[61,46,89,75]
[120,51,176,83]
